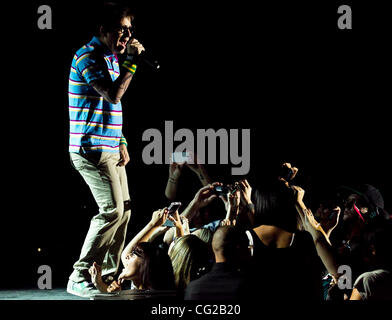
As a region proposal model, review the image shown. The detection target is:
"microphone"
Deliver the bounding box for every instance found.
[139,52,160,70]
[126,36,160,70]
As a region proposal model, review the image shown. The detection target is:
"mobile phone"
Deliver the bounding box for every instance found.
[167,202,182,216]
[163,202,182,227]
[171,152,190,164]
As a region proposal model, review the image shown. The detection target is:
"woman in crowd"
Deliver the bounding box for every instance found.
[169,234,211,293]
[89,209,175,293]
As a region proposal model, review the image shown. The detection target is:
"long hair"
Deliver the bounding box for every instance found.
[134,242,175,290]
[169,235,210,291]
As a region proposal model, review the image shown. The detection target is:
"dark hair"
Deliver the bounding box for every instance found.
[134,242,175,290]
[252,183,299,233]
[96,2,135,34]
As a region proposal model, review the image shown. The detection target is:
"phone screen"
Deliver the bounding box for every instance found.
[171,152,189,164]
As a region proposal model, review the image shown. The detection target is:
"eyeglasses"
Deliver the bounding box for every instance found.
[116,25,135,36]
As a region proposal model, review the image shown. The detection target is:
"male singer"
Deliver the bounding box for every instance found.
[67,3,144,298]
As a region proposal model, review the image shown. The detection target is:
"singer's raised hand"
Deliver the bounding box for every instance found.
[127,38,145,55]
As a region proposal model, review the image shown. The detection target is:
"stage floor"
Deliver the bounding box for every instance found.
[0,288,177,300]
[0,288,86,300]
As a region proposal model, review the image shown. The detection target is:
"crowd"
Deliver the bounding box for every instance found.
[87,160,392,301]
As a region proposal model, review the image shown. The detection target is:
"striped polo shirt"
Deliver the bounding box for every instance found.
[69,36,127,153]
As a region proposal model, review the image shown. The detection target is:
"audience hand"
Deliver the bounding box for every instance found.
[149,208,169,228]
[88,262,102,287]
[279,162,298,187]
[168,210,185,237]
[191,184,218,210]
[89,262,111,293]
[221,218,236,226]
[291,185,305,206]
[239,179,252,206]
[185,152,212,185]
[169,162,184,181]
[107,280,122,293]
[185,151,203,173]
[320,206,341,238]
[291,185,332,245]
[304,208,333,246]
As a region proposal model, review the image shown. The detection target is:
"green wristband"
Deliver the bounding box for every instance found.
[122,60,137,74]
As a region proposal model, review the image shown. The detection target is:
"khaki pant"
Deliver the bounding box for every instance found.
[69,152,131,283]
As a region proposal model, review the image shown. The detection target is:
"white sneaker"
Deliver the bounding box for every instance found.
[66,280,100,298]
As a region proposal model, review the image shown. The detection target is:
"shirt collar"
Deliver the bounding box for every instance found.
[89,36,117,59]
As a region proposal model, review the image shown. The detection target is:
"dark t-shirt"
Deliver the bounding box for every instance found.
[247,229,323,301]
[184,263,249,300]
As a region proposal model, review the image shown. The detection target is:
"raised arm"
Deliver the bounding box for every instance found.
[167,210,186,238]
[121,208,168,265]
[319,206,342,239]
[220,189,241,226]
[165,162,184,201]
[291,185,340,280]
[90,39,144,104]
[185,152,212,186]
[164,184,218,245]
[238,179,255,227]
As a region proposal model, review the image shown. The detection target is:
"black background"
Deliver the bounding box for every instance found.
[1,0,390,289]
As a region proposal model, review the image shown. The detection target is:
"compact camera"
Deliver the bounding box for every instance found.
[213,184,240,196]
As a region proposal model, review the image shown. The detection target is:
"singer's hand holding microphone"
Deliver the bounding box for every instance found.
[126,38,145,56]
[126,38,160,70]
